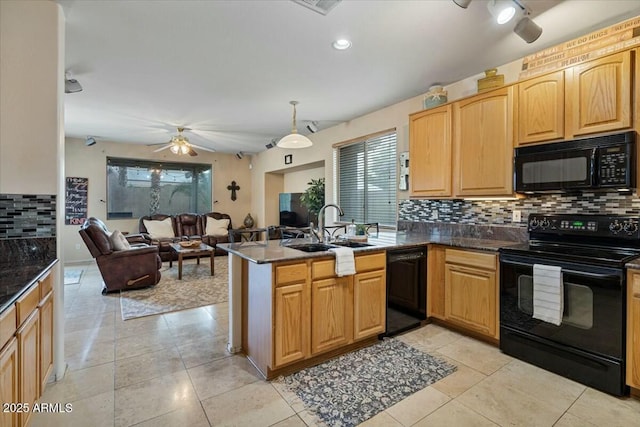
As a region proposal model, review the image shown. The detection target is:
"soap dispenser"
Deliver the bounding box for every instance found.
[346,219,356,237]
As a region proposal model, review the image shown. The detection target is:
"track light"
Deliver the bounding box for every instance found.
[514,16,542,43]
[306,121,319,133]
[65,72,83,93]
[487,0,516,24]
[85,136,96,146]
[236,152,244,159]
[452,0,472,8]
[265,138,277,150]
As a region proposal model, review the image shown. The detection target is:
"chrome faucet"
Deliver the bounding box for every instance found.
[317,203,344,243]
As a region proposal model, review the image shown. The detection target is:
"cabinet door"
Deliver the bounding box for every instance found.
[453,86,515,197]
[427,245,446,320]
[627,270,640,389]
[567,50,632,137]
[274,283,310,368]
[311,277,352,355]
[0,338,18,427]
[353,270,386,340]
[39,291,54,392]
[518,71,564,144]
[17,310,39,427]
[445,264,496,338]
[409,105,452,197]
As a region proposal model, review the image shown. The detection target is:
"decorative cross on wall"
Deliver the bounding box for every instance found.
[227,180,240,201]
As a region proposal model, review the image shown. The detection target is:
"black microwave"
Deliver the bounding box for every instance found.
[514,131,636,194]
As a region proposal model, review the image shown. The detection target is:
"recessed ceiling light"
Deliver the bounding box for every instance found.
[332,39,352,50]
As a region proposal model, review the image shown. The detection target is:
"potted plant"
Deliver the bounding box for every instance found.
[300,178,325,226]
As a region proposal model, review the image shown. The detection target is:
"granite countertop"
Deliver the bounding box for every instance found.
[217,231,522,264]
[0,258,58,313]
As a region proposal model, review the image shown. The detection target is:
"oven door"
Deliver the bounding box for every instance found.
[514,147,596,193]
[499,253,624,359]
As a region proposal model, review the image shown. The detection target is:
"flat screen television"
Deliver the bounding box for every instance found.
[279,193,310,227]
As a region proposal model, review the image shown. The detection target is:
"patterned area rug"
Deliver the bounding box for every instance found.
[64,267,84,285]
[120,257,228,320]
[276,339,456,427]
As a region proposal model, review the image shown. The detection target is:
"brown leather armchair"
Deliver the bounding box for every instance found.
[201,212,233,255]
[176,213,203,239]
[79,218,162,294]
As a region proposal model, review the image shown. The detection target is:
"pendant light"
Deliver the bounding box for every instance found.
[277,101,313,149]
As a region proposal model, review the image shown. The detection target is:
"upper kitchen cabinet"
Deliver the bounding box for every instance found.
[566,50,632,137]
[518,70,565,145]
[409,104,452,197]
[453,86,516,197]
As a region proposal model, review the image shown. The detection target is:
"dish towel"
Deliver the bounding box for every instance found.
[532,264,563,326]
[329,247,356,277]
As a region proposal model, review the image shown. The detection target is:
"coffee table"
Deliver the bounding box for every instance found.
[168,242,215,280]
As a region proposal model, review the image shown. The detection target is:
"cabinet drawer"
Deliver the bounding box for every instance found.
[312,259,335,280]
[445,249,496,270]
[16,283,40,326]
[0,304,16,350]
[39,271,53,299]
[355,252,386,273]
[275,263,307,286]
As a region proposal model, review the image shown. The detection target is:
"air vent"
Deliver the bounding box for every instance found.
[292,0,342,16]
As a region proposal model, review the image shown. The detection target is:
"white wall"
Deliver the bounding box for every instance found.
[0,0,61,194]
[283,166,324,193]
[64,137,253,262]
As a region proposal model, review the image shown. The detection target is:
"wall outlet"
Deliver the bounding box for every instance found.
[75,243,81,250]
[432,210,439,220]
[512,210,522,223]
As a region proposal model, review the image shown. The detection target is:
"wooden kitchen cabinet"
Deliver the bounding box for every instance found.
[353,254,386,340]
[311,275,353,354]
[39,271,54,393]
[0,338,18,427]
[17,310,39,427]
[566,50,632,137]
[444,248,498,339]
[409,104,452,197]
[273,262,309,368]
[627,269,640,390]
[517,70,565,145]
[453,86,515,197]
[427,245,446,320]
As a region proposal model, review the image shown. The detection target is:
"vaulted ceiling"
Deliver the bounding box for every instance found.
[59,0,640,154]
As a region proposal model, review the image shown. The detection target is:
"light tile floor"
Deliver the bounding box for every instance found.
[32,262,640,427]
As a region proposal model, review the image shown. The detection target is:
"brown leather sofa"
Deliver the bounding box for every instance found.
[139,212,233,261]
[79,217,162,294]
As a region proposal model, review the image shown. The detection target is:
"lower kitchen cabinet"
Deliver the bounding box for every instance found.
[274,281,310,367]
[353,269,386,340]
[0,338,19,427]
[17,310,39,427]
[427,247,498,340]
[627,269,640,390]
[311,276,352,355]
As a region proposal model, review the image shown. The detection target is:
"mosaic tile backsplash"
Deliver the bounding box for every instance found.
[0,194,56,238]
[398,192,640,227]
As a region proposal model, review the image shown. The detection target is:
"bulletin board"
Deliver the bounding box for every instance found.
[65,177,88,225]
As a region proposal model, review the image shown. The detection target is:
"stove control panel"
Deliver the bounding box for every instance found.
[528,214,640,239]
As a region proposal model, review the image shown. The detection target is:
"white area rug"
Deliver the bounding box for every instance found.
[63,267,84,285]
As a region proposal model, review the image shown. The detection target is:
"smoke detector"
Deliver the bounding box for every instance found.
[292,0,342,16]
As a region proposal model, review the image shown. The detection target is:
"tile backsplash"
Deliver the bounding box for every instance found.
[398,191,640,226]
[0,194,56,238]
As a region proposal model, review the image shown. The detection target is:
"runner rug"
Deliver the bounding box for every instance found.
[275,338,457,426]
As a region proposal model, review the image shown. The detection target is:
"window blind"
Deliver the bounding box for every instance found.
[337,131,397,227]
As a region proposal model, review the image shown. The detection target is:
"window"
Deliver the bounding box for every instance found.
[106,157,212,219]
[336,130,397,227]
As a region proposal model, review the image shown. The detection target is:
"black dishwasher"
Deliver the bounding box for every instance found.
[383,246,427,336]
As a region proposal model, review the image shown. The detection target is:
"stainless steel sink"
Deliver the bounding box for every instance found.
[332,240,373,248]
[286,243,337,252]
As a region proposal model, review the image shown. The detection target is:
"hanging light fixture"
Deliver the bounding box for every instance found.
[277,101,313,149]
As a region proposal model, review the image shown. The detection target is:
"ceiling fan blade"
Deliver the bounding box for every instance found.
[146,141,171,146]
[189,143,216,153]
[187,147,198,156]
[153,143,173,152]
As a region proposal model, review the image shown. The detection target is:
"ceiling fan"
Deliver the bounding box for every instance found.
[150,127,216,156]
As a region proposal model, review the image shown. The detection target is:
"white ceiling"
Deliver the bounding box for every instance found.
[59,0,640,154]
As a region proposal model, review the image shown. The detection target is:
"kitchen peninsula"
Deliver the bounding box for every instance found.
[218,229,520,379]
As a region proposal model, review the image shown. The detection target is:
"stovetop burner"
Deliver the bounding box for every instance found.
[500,214,640,268]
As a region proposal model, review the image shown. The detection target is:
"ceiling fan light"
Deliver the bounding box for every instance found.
[180,145,190,155]
[170,145,179,154]
[487,0,516,24]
